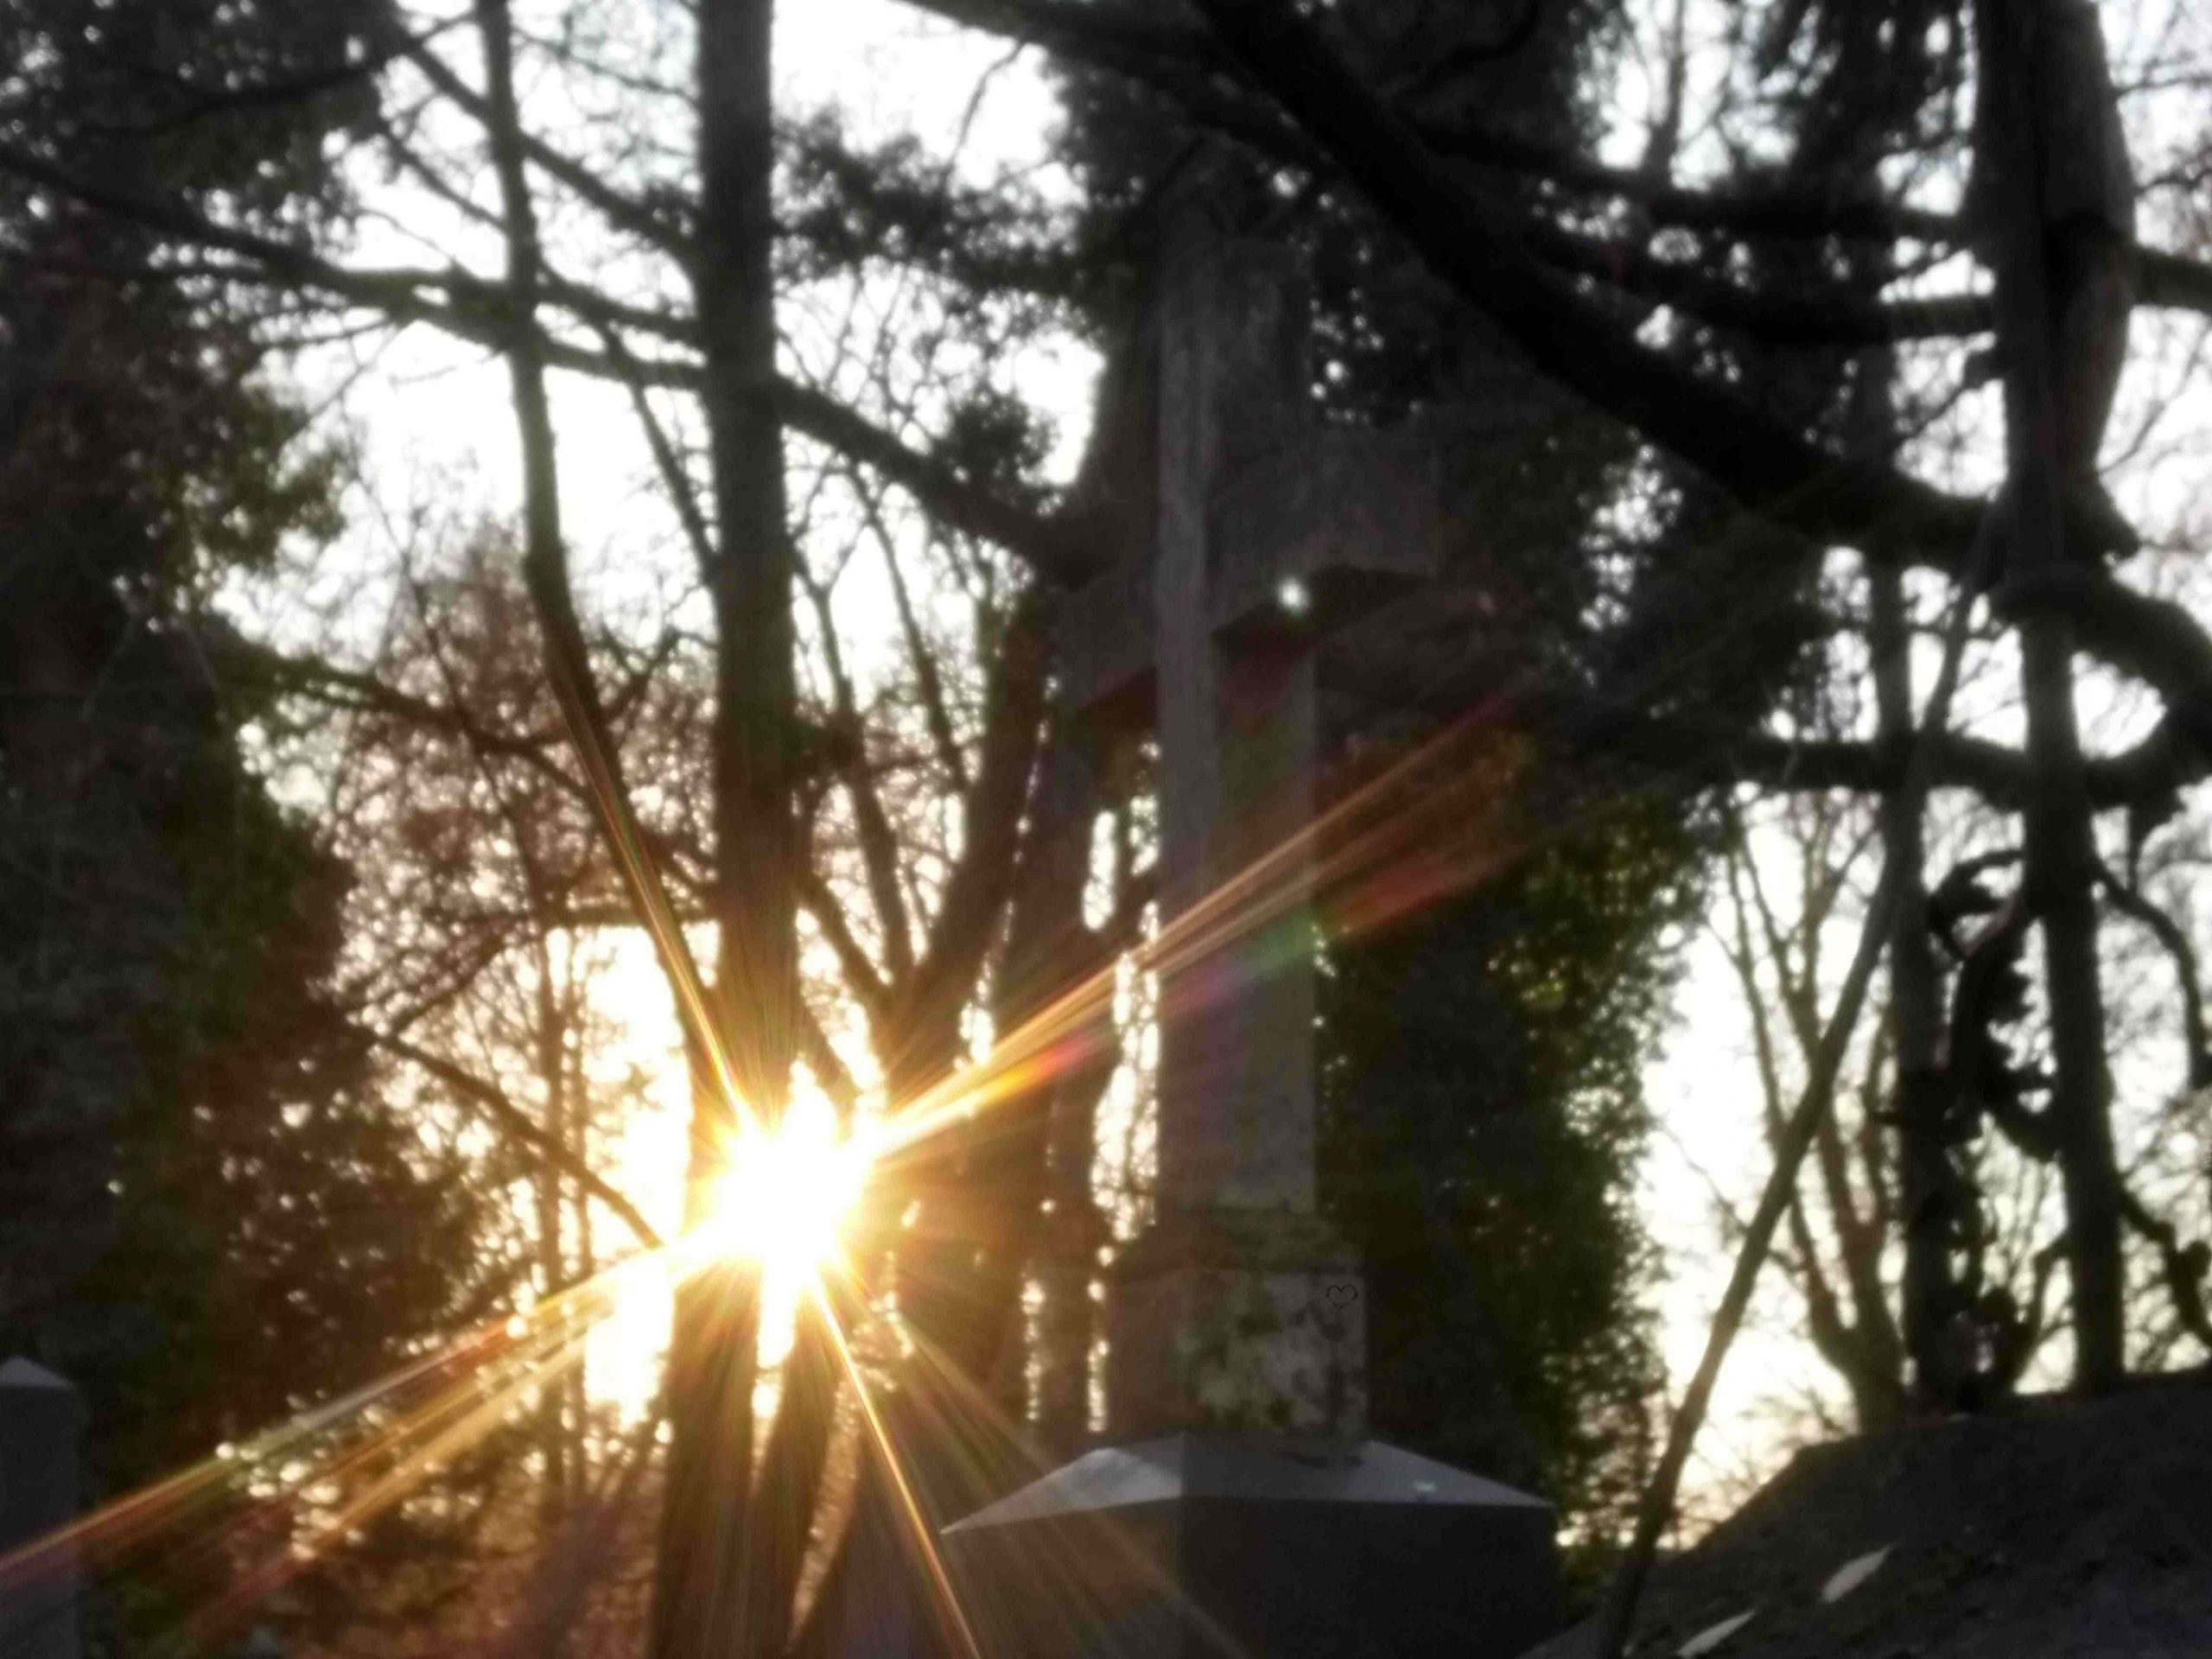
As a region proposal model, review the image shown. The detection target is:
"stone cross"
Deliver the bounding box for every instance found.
[1057,199,1443,1438]
[0,1357,85,1659]
[941,203,1563,1659]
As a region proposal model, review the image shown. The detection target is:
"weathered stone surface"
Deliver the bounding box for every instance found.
[1108,1211,1363,1436]
[1154,633,1320,1218]
[1146,227,1313,1194]
[1055,194,1445,1262]
[1054,417,1446,721]
[1055,549,1155,721]
[1209,420,1444,632]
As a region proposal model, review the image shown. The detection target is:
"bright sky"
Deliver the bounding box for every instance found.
[253,0,2212,1513]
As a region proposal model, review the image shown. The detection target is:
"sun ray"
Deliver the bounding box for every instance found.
[0,1096,895,1642]
[0,1238,683,1618]
[871,688,1533,1163]
[894,1324,1255,1659]
[185,1324,599,1651]
[805,1279,984,1659]
[530,567,772,1147]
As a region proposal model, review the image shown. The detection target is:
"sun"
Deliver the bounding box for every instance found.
[696,1106,872,1295]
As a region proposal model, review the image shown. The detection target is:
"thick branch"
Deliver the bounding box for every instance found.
[2096,861,2212,1090]
[798,558,918,985]
[797,864,893,1021]
[1186,0,1985,570]
[2119,1187,2212,1351]
[1522,693,2196,813]
[900,588,1052,1045]
[1520,218,1993,346]
[900,0,2212,327]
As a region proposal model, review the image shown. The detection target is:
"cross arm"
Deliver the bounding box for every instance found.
[1056,416,1445,718]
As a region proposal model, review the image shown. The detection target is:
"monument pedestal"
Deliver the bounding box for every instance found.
[947,1211,1562,1658]
[944,1433,1561,1659]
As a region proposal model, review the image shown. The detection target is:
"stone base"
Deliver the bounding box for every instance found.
[1107,1211,1365,1436]
[943,1433,1563,1659]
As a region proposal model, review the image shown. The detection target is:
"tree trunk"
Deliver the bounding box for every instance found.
[649,0,800,1652]
[697,0,800,1128]
[1971,0,2127,1392]
[2022,622,2125,1389]
[734,1299,842,1656]
[1872,563,1961,1408]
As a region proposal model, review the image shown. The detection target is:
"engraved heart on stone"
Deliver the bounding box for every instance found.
[1325,1283,1358,1307]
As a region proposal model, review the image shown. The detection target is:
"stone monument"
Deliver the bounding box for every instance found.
[0,1357,85,1659]
[943,194,1563,1658]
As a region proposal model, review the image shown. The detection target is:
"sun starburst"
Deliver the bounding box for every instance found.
[696,1105,872,1300]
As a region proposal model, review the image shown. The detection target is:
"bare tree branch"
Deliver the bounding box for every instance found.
[798,552,918,985]
[371,1027,664,1250]
[2096,861,2212,1091]
[401,33,697,260]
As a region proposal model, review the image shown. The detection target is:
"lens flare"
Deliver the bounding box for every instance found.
[697,1108,872,1298]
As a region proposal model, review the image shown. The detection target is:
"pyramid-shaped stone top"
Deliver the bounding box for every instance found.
[944,1434,1549,1535]
[0,1357,75,1393]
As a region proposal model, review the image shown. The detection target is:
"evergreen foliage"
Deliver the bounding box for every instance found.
[1320,795,1690,1581]
[0,0,510,1645]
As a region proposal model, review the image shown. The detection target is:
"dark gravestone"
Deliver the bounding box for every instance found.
[943,185,1562,1657]
[0,1357,85,1659]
